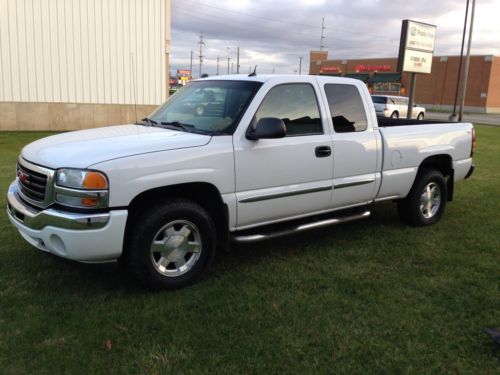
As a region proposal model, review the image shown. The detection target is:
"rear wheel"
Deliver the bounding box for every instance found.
[398,169,447,226]
[391,111,399,119]
[121,199,216,290]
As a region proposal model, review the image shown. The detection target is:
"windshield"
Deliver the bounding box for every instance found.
[371,96,387,104]
[148,80,262,135]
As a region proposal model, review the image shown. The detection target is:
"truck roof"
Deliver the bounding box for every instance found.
[196,74,365,86]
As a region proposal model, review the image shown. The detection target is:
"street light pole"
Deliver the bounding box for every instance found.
[449,0,470,121]
[458,0,476,121]
[299,57,303,75]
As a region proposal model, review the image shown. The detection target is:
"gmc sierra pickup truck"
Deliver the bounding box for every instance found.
[7,75,475,289]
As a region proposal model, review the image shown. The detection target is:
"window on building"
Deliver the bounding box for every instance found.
[324,84,368,133]
[254,83,323,136]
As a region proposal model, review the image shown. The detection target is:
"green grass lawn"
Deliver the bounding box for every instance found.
[0,127,498,373]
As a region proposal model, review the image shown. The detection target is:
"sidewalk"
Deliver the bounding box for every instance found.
[425,111,500,126]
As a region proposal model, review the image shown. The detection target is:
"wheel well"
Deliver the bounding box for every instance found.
[125,183,229,250]
[418,154,454,201]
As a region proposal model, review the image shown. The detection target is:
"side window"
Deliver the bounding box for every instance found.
[254,83,322,136]
[324,84,368,133]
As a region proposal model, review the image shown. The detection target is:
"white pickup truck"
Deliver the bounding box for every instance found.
[7,75,475,289]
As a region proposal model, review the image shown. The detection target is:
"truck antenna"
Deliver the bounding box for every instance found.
[248,65,257,77]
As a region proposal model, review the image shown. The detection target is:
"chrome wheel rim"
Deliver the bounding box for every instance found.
[150,220,202,277]
[419,182,441,219]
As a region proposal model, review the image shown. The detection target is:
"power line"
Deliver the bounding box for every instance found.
[173,0,396,40]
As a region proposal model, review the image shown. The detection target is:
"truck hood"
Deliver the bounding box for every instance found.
[21,124,212,169]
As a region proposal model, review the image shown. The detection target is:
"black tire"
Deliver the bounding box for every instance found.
[397,169,447,226]
[391,111,399,119]
[417,112,424,120]
[121,199,216,290]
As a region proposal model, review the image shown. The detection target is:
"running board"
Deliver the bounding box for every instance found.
[232,210,371,243]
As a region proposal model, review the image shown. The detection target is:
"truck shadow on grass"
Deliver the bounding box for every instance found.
[42,202,407,292]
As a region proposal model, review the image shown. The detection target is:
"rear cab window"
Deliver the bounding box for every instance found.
[324,84,368,133]
[371,96,387,104]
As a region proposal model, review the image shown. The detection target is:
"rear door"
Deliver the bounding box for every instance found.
[323,83,380,208]
[233,79,334,229]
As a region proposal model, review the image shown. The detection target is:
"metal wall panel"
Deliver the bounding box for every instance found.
[0,0,170,105]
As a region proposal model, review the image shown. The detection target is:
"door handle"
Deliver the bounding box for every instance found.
[315,146,331,158]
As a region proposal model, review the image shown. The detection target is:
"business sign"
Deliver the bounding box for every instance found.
[402,49,434,74]
[177,69,191,76]
[355,64,391,72]
[397,20,437,74]
[406,21,436,52]
[320,66,341,73]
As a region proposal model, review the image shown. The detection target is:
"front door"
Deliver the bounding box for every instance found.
[233,81,334,229]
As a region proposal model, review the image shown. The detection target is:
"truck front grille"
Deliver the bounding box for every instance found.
[17,163,48,203]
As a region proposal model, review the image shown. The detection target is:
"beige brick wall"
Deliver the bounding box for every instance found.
[0,103,157,131]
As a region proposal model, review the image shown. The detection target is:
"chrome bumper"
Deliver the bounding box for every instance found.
[7,180,109,230]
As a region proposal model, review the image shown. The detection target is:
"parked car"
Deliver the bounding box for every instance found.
[372,95,426,120]
[7,75,475,289]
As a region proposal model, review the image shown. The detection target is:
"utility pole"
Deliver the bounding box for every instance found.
[449,0,470,121]
[459,0,476,121]
[236,46,240,74]
[198,32,205,78]
[189,50,193,79]
[216,56,220,75]
[298,56,303,75]
[227,56,231,74]
[320,17,326,50]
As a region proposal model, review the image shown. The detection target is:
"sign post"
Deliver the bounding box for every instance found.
[397,20,437,119]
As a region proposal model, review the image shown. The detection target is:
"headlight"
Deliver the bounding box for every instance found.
[56,169,108,189]
[55,169,109,208]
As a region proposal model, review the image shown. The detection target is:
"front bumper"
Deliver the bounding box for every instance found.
[7,180,128,262]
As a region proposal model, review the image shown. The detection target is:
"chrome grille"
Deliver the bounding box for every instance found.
[17,163,48,202]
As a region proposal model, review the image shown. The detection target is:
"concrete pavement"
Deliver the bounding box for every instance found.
[425,111,500,126]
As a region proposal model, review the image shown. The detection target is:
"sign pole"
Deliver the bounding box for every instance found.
[407,73,417,119]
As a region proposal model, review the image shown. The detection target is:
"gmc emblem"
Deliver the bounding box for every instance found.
[18,170,29,184]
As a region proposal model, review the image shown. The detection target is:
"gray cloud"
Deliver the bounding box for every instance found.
[170,0,499,77]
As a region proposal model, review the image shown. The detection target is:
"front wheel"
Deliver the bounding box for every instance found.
[398,169,447,226]
[121,199,216,290]
[417,112,424,120]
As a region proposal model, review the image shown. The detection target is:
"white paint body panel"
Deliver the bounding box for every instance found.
[21,125,211,169]
[8,74,475,261]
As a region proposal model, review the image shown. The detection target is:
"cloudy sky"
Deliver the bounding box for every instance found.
[170,0,500,77]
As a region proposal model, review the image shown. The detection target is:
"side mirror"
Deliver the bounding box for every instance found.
[246,117,286,140]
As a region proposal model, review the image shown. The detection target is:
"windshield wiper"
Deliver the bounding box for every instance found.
[136,117,158,126]
[160,121,194,131]
[159,121,212,135]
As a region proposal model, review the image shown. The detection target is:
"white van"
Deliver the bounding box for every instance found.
[372,95,425,120]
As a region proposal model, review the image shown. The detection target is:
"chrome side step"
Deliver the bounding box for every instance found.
[232,210,371,243]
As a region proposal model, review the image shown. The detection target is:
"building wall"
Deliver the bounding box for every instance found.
[486,56,500,112]
[0,0,171,130]
[310,52,498,113]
